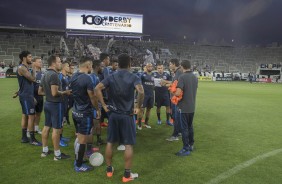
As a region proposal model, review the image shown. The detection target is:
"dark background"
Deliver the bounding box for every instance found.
[1,0,281,44]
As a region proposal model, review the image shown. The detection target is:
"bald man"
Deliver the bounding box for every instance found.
[137,63,155,130]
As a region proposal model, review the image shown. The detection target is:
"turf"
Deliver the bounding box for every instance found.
[0,78,282,184]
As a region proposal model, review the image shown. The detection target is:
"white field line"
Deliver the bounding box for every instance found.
[206,148,282,184]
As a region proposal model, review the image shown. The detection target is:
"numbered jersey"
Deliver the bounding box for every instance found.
[140,72,155,97]
[153,72,171,96]
[34,70,44,97]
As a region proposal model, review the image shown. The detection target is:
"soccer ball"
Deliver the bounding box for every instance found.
[89,152,104,167]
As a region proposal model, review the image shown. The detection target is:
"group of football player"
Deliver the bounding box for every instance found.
[16,50,197,181]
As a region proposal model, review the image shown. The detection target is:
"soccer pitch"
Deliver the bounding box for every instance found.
[0,78,282,184]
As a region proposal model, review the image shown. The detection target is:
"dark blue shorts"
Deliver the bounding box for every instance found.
[44,101,64,129]
[142,95,154,108]
[107,112,136,145]
[19,97,35,115]
[155,95,170,108]
[35,96,43,113]
[72,111,93,135]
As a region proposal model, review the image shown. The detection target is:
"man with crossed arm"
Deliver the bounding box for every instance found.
[17,51,41,146]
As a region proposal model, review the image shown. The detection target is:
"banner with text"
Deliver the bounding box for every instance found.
[198,76,213,81]
[256,78,272,83]
[215,77,233,81]
[66,9,143,33]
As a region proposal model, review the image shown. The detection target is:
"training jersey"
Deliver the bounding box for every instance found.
[69,72,94,114]
[100,66,111,81]
[177,71,198,113]
[100,67,111,100]
[67,75,74,105]
[140,72,155,97]
[101,69,141,115]
[59,73,69,91]
[17,64,34,99]
[135,71,143,78]
[89,72,100,87]
[109,68,117,75]
[89,72,100,111]
[34,70,44,99]
[59,73,69,103]
[67,75,72,81]
[173,67,182,81]
[40,69,62,103]
[97,73,103,83]
[153,72,171,97]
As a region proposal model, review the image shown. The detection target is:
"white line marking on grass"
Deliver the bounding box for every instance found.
[206,148,282,184]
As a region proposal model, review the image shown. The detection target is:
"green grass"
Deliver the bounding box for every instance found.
[0,78,282,184]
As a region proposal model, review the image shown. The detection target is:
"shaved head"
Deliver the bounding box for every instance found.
[146,63,153,72]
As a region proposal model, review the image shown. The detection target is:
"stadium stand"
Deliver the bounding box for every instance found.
[0,28,282,73]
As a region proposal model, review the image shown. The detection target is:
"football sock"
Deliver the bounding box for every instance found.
[43,146,48,153]
[157,113,160,121]
[35,125,39,132]
[54,149,61,157]
[166,113,170,121]
[124,169,131,178]
[22,128,27,138]
[138,118,142,126]
[86,143,92,152]
[30,131,35,141]
[76,144,86,167]
[145,117,149,124]
[75,143,80,159]
[107,166,113,172]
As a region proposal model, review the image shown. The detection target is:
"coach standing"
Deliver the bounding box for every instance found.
[174,60,198,156]
[38,55,71,160]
